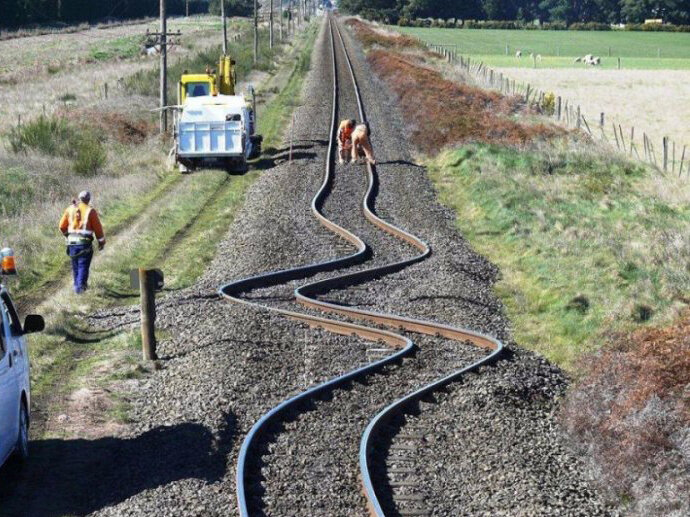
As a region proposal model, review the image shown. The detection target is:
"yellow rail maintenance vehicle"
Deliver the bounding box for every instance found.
[173,55,262,173]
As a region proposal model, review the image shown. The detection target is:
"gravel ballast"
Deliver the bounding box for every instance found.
[76,15,612,517]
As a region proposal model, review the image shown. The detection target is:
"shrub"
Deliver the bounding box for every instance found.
[8,115,70,156]
[58,93,77,102]
[542,21,567,30]
[5,115,106,175]
[569,22,611,31]
[542,91,556,116]
[562,315,690,514]
[71,132,107,176]
[464,19,523,30]
[625,22,690,32]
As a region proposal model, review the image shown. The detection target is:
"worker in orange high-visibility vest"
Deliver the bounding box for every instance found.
[58,191,105,294]
[337,119,356,164]
[351,123,376,165]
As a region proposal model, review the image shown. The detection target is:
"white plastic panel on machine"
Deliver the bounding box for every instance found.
[179,121,242,155]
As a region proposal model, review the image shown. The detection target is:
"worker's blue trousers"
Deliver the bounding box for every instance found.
[67,244,93,294]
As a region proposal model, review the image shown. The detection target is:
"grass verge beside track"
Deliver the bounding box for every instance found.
[429,143,690,369]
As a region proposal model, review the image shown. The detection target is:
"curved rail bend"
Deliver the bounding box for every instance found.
[220,15,504,517]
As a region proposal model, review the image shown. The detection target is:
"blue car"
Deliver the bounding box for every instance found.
[0,283,44,468]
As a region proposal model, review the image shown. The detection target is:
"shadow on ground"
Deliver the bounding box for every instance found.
[0,414,235,516]
[251,140,326,170]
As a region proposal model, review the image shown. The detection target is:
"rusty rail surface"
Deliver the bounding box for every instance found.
[220,15,504,517]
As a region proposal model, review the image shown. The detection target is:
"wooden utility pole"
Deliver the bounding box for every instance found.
[269,0,274,49]
[159,0,167,133]
[279,0,283,41]
[221,0,227,54]
[253,0,259,64]
[139,269,158,361]
[288,1,292,36]
[185,0,189,17]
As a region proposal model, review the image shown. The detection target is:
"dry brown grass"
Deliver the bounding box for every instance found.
[345,18,425,50]
[562,315,690,515]
[61,108,156,144]
[366,49,564,154]
[0,15,235,85]
[499,67,690,152]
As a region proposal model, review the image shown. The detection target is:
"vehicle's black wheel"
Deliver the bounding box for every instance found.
[15,402,29,461]
[249,135,263,159]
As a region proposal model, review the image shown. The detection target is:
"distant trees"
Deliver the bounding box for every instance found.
[4,0,690,29]
[338,0,690,25]
[208,0,255,16]
[0,0,209,29]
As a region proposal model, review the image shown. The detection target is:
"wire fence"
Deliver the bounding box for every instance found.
[426,42,688,177]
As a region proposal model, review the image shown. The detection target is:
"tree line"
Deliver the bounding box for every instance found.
[0,0,213,29]
[338,0,690,26]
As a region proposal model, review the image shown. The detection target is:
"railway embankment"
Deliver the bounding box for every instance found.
[349,17,689,516]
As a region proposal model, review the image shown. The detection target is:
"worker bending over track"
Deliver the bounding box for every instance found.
[351,123,376,165]
[337,119,355,164]
[58,191,105,294]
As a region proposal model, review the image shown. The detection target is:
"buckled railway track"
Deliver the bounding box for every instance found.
[220,15,504,516]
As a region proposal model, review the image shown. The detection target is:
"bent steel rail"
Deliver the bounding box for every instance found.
[221,15,504,517]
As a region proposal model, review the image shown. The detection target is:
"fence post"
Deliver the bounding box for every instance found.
[139,269,157,361]
[581,115,592,136]
[576,105,581,129]
[679,145,686,177]
[617,57,621,69]
[663,136,668,172]
[556,97,561,120]
[104,82,108,99]
[629,127,634,156]
[651,141,658,168]
[613,123,620,150]
[672,140,676,173]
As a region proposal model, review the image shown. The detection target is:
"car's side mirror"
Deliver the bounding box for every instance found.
[23,314,45,334]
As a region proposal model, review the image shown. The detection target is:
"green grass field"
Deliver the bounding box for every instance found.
[396,27,690,69]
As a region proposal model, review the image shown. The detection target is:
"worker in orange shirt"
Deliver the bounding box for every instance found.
[337,119,355,164]
[351,123,376,165]
[58,191,105,294]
